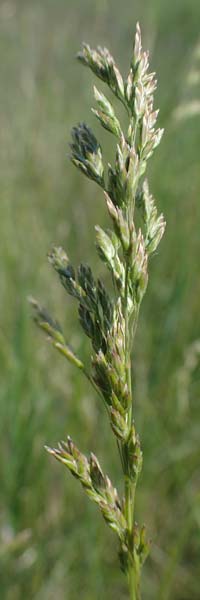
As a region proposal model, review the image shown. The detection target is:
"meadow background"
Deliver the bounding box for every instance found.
[1,0,200,598]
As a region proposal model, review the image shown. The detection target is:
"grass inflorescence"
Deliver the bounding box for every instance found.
[31,22,166,600]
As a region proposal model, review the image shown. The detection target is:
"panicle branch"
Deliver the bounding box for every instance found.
[45,438,126,540]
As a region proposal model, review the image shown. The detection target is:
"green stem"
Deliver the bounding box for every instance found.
[123,257,141,599]
[124,262,132,425]
[128,565,141,600]
[125,476,141,600]
[125,477,133,530]
[128,565,139,600]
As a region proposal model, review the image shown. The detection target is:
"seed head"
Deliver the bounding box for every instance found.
[70,122,104,186]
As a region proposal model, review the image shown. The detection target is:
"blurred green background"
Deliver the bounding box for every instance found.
[1,0,200,598]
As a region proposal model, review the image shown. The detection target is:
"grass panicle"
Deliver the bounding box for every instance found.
[31,23,165,600]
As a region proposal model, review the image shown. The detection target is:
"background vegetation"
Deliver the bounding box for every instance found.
[0,0,200,598]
